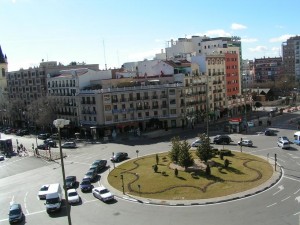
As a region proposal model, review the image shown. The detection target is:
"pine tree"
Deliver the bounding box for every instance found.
[178,139,194,170]
[169,136,181,163]
[196,133,213,162]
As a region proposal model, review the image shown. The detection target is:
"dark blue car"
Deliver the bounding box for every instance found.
[80,178,93,192]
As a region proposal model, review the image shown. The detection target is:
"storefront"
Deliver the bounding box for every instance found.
[227,117,243,133]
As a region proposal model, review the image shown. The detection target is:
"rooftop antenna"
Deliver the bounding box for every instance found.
[103,39,107,70]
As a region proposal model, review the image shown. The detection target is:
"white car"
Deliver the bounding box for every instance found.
[191,139,202,147]
[237,139,253,147]
[92,186,114,202]
[277,140,290,149]
[67,189,80,204]
[61,142,76,148]
[38,184,50,200]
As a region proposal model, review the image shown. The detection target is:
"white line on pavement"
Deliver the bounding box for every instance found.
[267,202,277,207]
[295,188,300,194]
[281,196,291,202]
[24,192,29,214]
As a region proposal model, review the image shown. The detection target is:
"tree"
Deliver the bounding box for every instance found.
[196,133,213,162]
[178,139,194,170]
[206,164,211,176]
[169,136,181,163]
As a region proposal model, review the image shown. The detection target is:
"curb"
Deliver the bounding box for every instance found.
[110,162,283,207]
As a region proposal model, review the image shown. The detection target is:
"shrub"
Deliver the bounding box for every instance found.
[162,171,167,176]
[152,164,158,173]
[220,149,232,156]
[206,164,211,176]
[224,159,229,168]
[156,154,159,165]
[220,152,224,160]
[174,168,178,177]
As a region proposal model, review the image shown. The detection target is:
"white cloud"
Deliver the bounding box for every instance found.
[231,23,247,30]
[204,29,231,37]
[127,48,161,62]
[269,34,294,43]
[248,46,268,52]
[241,38,258,43]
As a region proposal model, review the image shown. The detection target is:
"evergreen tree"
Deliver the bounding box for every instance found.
[169,136,181,163]
[196,133,214,162]
[156,154,159,165]
[178,139,194,170]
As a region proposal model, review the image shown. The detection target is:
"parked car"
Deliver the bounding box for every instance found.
[50,133,59,139]
[92,185,114,202]
[278,136,290,143]
[111,152,128,162]
[264,129,275,136]
[80,178,93,192]
[0,155,4,161]
[191,139,202,147]
[65,176,77,189]
[37,143,50,150]
[84,169,98,182]
[16,129,29,136]
[44,138,57,148]
[91,159,107,172]
[213,135,233,145]
[8,203,24,224]
[67,189,80,204]
[237,139,253,147]
[37,133,50,140]
[277,140,290,149]
[61,141,76,148]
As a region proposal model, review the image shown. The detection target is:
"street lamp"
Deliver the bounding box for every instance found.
[120,174,125,194]
[53,119,72,225]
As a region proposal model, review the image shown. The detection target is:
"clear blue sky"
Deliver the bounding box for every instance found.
[1,0,299,71]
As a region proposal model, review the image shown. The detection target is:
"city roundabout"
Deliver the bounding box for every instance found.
[107,149,281,205]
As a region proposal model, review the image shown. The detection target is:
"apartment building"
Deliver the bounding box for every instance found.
[7,61,99,105]
[47,68,112,127]
[254,57,283,82]
[282,35,300,80]
[241,59,255,89]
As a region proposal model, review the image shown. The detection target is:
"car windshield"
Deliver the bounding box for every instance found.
[9,208,20,216]
[40,186,48,191]
[46,197,59,204]
[86,172,93,176]
[81,180,90,185]
[68,192,77,197]
[100,189,109,194]
[66,177,74,182]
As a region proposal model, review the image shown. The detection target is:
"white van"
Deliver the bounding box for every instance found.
[45,183,62,214]
[294,131,300,145]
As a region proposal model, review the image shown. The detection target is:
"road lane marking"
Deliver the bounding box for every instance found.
[281,196,290,202]
[284,175,300,183]
[250,147,278,153]
[295,188,300,194]
[10,195,14,205]
[24,192,29,214]
[294,211,300,216]
[267,202,277,207]
[273,185,284,195]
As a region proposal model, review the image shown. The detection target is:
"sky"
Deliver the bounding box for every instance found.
[0,0,300,72]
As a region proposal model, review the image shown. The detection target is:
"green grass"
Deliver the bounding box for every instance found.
[107,151,273,200]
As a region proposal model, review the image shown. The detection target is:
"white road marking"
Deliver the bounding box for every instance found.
[273,185,284,195]
[281,196,290,202]
[250,147,278,153]
[24,192,29,214]
[284,176,300,183]
[294,188,300,194]
[294,211,300,216]
[267,202,277,207]
[64,160,90,165]
[10,195,14,205]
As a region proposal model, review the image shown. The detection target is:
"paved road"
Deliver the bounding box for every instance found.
[1,111,300,225]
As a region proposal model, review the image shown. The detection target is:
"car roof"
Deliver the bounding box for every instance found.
[94,185,107,191]
[67,189,77,193]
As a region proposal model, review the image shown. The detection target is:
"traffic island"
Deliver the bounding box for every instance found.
[107,151,275,201]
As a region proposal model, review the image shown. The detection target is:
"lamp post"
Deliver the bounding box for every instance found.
[53,119,72,225]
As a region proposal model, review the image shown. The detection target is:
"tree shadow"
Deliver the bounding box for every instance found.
[224,166,244,175]
[176,176,186,180]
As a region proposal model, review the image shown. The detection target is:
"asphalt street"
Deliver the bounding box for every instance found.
[1,111,300,225]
